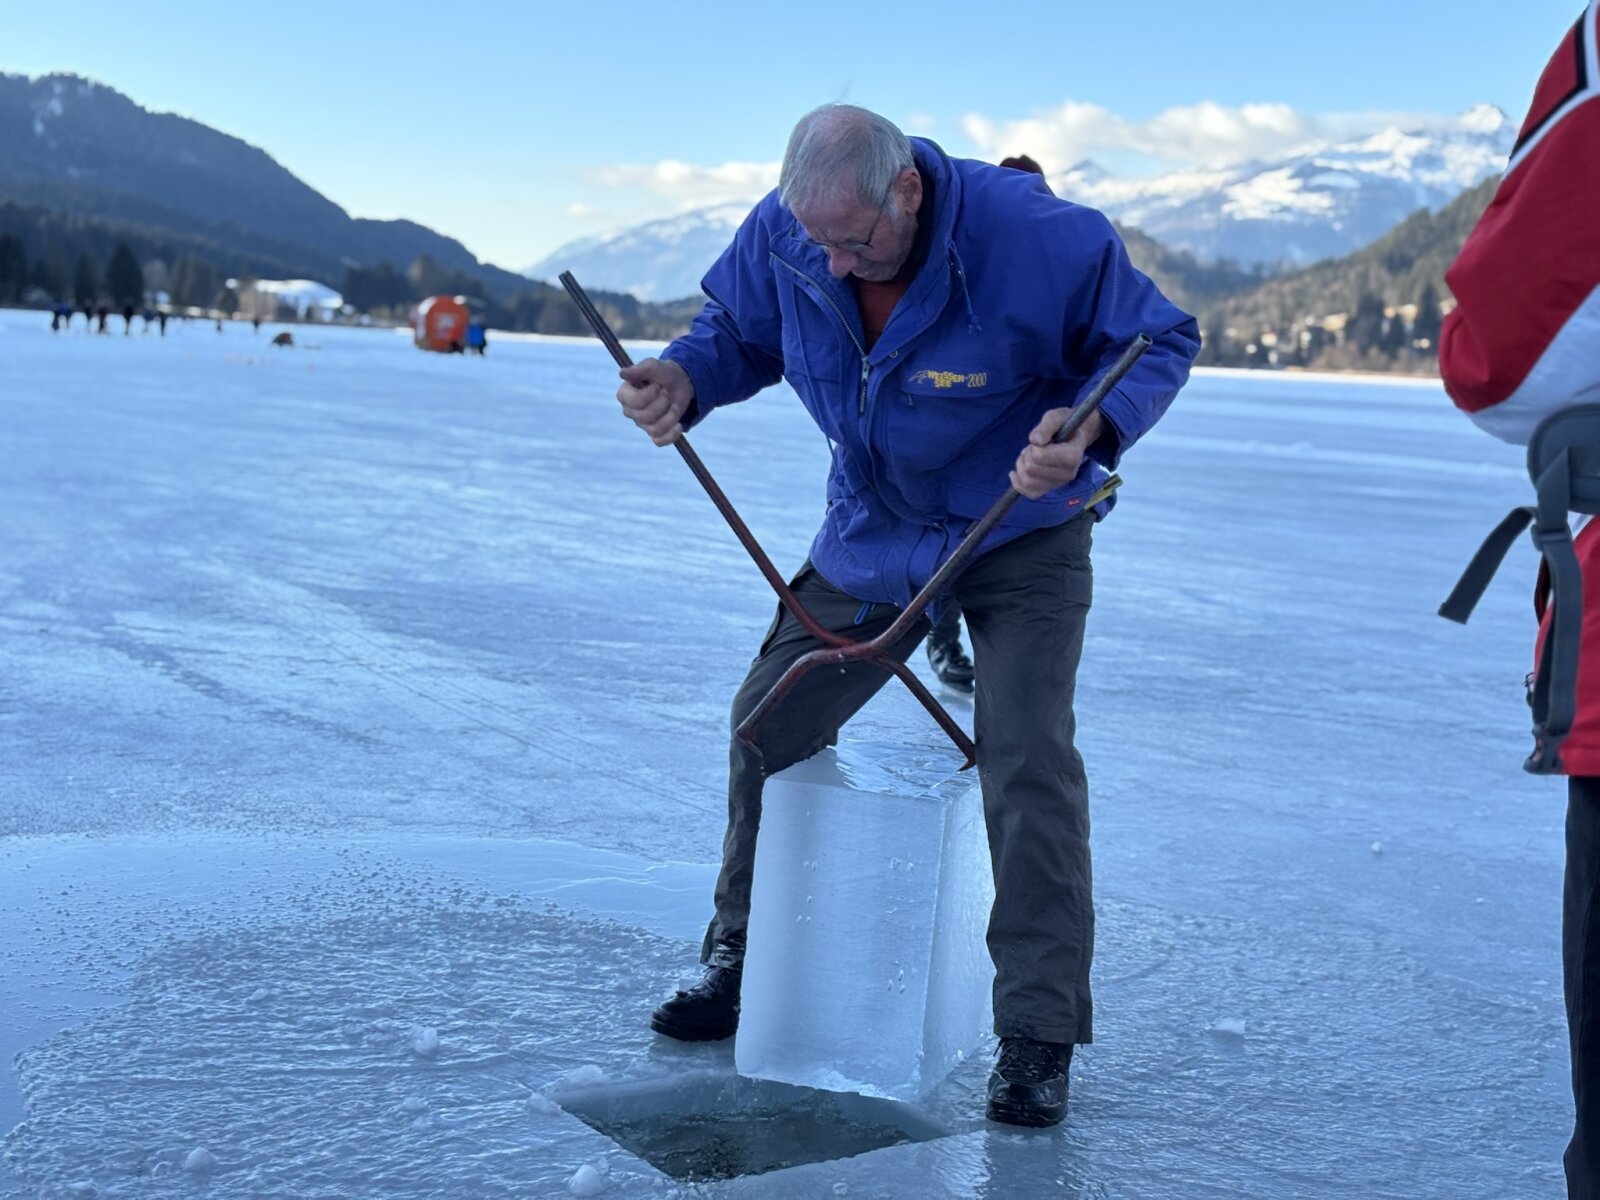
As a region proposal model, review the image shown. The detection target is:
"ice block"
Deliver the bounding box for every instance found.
[734,741,995,1101]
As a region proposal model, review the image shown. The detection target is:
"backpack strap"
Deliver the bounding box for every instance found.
[1526,450,1585,772]
[1438,507,1536,625]
[1439,406,1600,775]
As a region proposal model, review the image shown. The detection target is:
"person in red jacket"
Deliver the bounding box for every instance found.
[1440,3,1600,1193]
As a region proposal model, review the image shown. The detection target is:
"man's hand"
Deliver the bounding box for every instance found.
[1010,408,1105,499]
[617,358,696,446]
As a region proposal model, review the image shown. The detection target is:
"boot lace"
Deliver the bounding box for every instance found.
[997,1038,1065,1085]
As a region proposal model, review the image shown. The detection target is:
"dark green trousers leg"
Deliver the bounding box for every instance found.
[702,564,929,960]
[955,515,1095,1045]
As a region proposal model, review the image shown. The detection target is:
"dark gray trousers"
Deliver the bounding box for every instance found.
[1567,777,1600,1198]
[703,515,1096,1044]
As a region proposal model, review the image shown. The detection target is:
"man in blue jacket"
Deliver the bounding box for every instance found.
[616,104,1198,1127]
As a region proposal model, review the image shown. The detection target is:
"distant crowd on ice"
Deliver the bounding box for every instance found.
[45,301,295,341]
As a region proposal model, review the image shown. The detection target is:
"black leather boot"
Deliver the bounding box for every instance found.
[650,947,742,1042]
[927,638,975,694]
[986,1037,1073,1127]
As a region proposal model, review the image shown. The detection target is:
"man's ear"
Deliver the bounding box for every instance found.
[898,166,924,216]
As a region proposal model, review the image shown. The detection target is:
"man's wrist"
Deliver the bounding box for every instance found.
[661,354,698,406]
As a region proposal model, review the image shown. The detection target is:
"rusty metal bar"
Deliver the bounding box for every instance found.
[559,271,848,649]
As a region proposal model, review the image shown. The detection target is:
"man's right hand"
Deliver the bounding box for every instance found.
[617,358,696,446]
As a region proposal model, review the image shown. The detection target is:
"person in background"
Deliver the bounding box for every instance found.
[466,318,488,356]
[618,103,1197,1128]
[925,601,975,693]
[925,153,1056,697]
[1438,3,1600,1194]
[1001,153,1048,179]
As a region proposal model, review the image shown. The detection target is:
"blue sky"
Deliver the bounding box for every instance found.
[5,0,1584,270]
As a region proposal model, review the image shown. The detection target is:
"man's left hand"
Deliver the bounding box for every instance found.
[1010,409,1105,499]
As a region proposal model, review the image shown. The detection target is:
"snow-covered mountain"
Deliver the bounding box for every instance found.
[523,204,752,302]
[529,105,1515,300]
[1055,104,1514,268]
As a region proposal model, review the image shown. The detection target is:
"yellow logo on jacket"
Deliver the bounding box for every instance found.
[910,369,988,389]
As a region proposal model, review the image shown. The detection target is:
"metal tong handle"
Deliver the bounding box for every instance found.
[559,271,816,620]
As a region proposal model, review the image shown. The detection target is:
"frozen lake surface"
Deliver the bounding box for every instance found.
[0,309,1567,1197]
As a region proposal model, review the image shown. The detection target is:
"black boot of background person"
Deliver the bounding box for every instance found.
[651,944,742,1042]
[927,638,975,693]
[927,601,974,693]
[987,1037,1073,1128]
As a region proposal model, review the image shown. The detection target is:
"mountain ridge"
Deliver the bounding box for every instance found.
[529,107,1513,302]
[1056,105,1511,268]
[0,72,532,298]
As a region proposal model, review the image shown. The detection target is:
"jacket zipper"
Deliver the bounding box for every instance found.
[776,259,871,414]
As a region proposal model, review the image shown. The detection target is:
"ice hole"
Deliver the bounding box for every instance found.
[552,1069,950,1182]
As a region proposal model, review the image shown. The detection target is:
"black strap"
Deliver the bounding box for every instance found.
[1527,452,1585,772]
[1440,448,1588,774]
[1438,507,1536,625]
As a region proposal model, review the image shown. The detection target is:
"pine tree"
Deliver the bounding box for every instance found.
[1381,310,1409,357]
[1196,312,1231,365]
[1348,292,1386,352]
[1413,281,1442,348]
[169,255,221,309]
[406,254,448,297]
[30,253,66,299]
[105,242,145,306]
[0,235,26,303]
[73,253,100,305]
[341,261,412,313]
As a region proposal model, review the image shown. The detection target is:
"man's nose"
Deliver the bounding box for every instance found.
[825,248,856,279]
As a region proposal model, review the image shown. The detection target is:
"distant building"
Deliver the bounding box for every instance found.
[231,278,344,321]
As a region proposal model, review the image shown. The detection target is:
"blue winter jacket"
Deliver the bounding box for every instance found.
[662,137,1200,607]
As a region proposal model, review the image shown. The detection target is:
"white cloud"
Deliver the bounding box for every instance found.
[577,102,1462,222]
[962,100,1442,173]
[584,158,780,206]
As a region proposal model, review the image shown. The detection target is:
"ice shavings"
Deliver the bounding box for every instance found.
[567,1160,609,1195]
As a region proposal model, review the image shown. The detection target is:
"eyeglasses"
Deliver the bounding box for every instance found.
[803,204,888,254]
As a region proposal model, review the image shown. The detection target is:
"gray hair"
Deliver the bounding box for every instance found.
[779,104,914,214]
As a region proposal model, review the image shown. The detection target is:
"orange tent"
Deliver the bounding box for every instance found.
[414,295,471,353]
